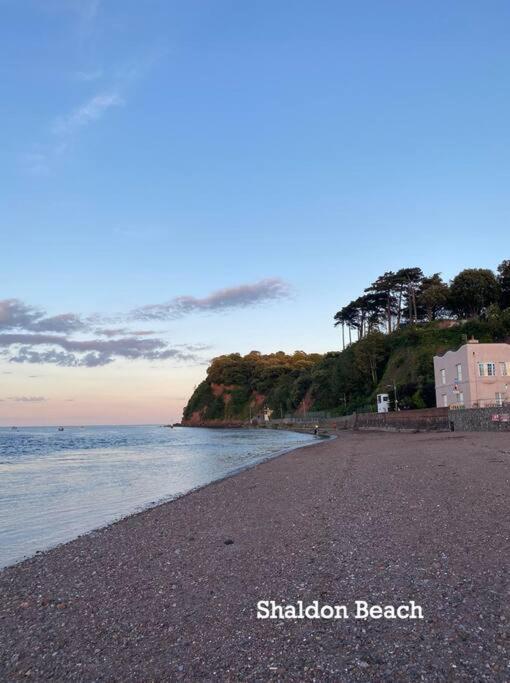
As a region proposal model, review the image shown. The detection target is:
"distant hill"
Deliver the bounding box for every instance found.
[182,316,510,423]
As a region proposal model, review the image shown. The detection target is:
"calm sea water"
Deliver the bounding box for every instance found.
[0,425,315,569]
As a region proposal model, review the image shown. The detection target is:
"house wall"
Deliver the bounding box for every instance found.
[434,342,510,408]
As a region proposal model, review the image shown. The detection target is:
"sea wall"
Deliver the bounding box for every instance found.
[181,420,247,429]
[266,417,353,434]
[354,407,450,432]
[449,405,510,431]
[269,408,449,433]
[184,406,510,433]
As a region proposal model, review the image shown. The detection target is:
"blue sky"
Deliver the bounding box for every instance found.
[1,0,510,424]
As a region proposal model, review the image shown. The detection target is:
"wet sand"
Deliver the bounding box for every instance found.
[0,431,508,681]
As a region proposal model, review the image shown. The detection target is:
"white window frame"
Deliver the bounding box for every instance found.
[440,368,446,385]
[501,361,509,376]
[459,391,464,405]
[456,363,462,381]
[478,363,485,377]
[495,392,503,406]
[442,394,448,407]
[487,362,496,377]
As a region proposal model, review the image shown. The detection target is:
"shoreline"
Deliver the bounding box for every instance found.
[1,428,320,572]
[1,430,508,680]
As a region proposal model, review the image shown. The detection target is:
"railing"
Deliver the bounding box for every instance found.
[288,410,333,419]
[471,399,509,408]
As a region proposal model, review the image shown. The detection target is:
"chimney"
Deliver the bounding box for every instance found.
[467,337,479,344]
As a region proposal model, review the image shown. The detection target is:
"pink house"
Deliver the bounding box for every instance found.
[433,339,510,408]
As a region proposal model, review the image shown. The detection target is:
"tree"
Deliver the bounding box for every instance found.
[396,267,424,324]
[335,295,377,342]
[417,273,450,321]
[334,302,359,346]
[497,260,510,309]
[449,268,500,319]
[365,272,399,333]
[353,332,387,387]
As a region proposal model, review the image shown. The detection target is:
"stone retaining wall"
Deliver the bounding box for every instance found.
[449,405,510,431]
[185,406,510,434]
[354,408,450,432]
[269,408,449,433]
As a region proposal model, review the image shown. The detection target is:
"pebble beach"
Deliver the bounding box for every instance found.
[0,430,508,681]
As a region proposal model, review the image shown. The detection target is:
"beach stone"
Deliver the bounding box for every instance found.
[0,431,508,681]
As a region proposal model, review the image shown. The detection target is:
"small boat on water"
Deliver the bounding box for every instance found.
[58,427,64,432]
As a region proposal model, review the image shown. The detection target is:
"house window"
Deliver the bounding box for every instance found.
[501,362,509,376]
[442,394,448,407]
[440,369,446,384]
[496,392,503,406]
[487,362,496,376]
[459,392,464,405]
[478,363,485,377]
[456,363,462,381]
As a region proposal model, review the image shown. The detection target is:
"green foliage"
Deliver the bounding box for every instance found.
[417,273,449,320]
[497,260,510,309]
[334,261,510,339]
[184,351,321,421]
[449,268,500,318]
[183,267,510,421]
[182,381,214,420]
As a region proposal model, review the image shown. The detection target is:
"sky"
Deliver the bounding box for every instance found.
[1,0,510,425]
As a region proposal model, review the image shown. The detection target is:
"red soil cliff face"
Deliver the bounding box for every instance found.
[188,410,206,425]
[295,389,313,416]
[210,383,236,397]
[183,383,270,426]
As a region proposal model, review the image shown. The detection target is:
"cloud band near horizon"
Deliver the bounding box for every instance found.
[0,277,290,368]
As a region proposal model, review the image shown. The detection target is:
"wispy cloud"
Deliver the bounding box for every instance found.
[52,92,124,136]
[0,297,202,367]
[94,327,156,338]
[7,396,47,403]
[0,299,86,334]
[40,0,102,22]
[0,279,289,368]
[74,69,103,82]
[23,89,122,174]
[131,278,292,320]
[0,333,199,368]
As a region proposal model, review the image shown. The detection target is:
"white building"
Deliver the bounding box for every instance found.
[376,393,390,413]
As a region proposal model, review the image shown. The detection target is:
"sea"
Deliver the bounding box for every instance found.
[0,425,315,569]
